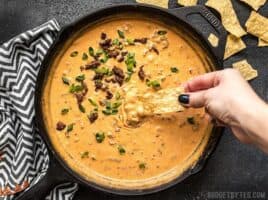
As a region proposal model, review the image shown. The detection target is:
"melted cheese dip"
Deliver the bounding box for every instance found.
[42,16,214,190]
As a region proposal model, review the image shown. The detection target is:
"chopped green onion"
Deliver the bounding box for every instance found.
[82,53,88,60]
[95,132,105,143]
[70,51,78,57]
[78,104,86,113]
[62,76,70,85]
[61,108,69,115]
[146,79,150,86]
[105,101,111,109]
[115,92,121,100]
[66,123,74,133]
[139,162,146,170]
[117,30,125,38]
[95,49,103,56]
[102,109,118,115]
[75,74,85,82]
[112,38,120,46]
[151,81,161,89]
[170,67,179,73]
[125,52,136,73]
[88,98,98,107]
[126,38,134,45]
[124,74,131,82]
[146,80,161,90]
[100,51,109,63]
[107,70,114,76]
[125,71,133,82]
[69,84,83,93]
[118,145,126,155]
[95,67,109,75]
[112,101,122,109]
[124,52,136,82]
[81,151,89,158]
[88,47,94,57]
[102,109,111,115]
[102,100,121,115]
[157,30,167,35]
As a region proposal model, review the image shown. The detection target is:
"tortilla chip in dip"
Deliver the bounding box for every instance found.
[208,33,219,47]
[224,34,246,59]
[239,0,266,11]
[232,60,258,81]
[246,11,268,42]
[144,87,185,114]
[136,0,168,8]
[258,38,268,47]
[206,0,246,38]
[178,0,198,6]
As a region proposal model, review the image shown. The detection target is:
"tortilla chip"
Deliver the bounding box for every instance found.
[246,11,268,42]
[258,38,268,47]
[136,0,168,8]
[232,60,258,81]
[224,34,246,59]
[208,33,219,47]
[239,0,266,11]
[206,0,246,37]
[145,87,184,114]
[178,0,198,6]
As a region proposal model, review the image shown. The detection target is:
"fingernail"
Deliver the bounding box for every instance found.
[178,94,189,104]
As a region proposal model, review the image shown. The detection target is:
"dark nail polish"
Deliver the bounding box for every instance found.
[178,94,189,104]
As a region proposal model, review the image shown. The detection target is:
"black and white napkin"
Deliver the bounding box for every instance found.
[0,19,78,200]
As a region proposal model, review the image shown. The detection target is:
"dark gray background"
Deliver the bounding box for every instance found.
[1,0,268,199]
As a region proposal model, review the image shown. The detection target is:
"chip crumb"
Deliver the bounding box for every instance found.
[239,0,266,11]
[206,0,246,37]
[246,11,268,43]
[258,38,268,47]
[224,34,246,60]
[232,60,258,81]
[177,0,198,6]
[136,0,168,8]
[208,33,219,47]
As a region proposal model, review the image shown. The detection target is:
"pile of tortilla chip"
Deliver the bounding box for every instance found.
[136,0,267,81]
[204,0,267,80]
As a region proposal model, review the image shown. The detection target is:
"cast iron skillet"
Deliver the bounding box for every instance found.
[17,4,226,200]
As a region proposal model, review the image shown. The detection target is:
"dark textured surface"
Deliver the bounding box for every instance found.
[1,0,268,199]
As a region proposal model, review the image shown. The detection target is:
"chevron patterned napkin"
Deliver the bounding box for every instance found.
[0,19,78,200]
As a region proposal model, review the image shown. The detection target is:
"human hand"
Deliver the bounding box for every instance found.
[178,68,268,152]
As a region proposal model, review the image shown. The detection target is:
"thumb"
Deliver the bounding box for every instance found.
[178,91,207,108]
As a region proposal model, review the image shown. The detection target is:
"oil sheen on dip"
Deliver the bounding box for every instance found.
[42,16,214,190]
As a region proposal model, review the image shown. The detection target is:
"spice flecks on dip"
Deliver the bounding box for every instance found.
[42,17,214,189]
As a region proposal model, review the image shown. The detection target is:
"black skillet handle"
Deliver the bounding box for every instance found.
[16,150,72,200]
[169,5,227,63]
